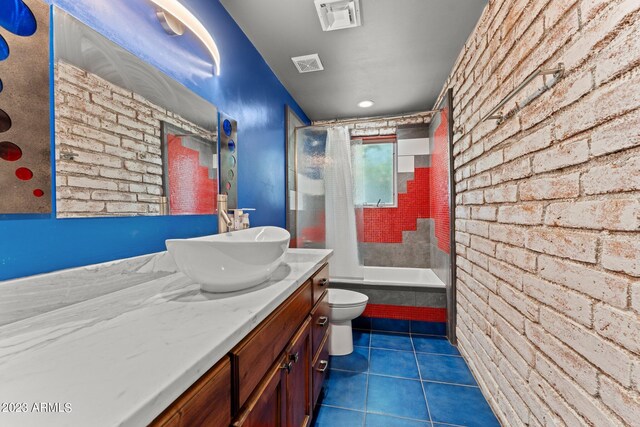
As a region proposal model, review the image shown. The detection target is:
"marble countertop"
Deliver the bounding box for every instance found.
[0,248,332,427]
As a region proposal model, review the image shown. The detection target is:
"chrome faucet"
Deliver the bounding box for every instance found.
[217,194,234,233]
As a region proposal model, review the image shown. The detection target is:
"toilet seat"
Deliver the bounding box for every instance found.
[328,289,368,308]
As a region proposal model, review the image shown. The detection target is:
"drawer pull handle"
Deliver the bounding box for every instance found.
[281,361,293,374]
[318,278,328,287]
[289,352,299,363]
[317,316,329,327]
[316,360,328,373]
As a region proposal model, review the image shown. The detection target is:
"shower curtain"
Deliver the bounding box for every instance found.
[324,126,363,279]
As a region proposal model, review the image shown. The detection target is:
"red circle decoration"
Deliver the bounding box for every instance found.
[0,141,22,161]
[33,189,44,197]
[15,167,33,180]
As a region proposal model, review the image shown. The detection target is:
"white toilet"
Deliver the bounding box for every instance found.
[328,289,369,356]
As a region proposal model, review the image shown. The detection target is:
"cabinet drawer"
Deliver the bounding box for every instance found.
[312,334,330,409]
[151,358,231,427]
[311,264,329,306]
[232,354,287,427]
[232,281,313,410]
[311,293,329,359]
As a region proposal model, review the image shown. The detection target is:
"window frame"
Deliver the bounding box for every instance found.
[352,135,398,208]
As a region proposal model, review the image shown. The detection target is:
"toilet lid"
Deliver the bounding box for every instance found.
[328,289,369,307]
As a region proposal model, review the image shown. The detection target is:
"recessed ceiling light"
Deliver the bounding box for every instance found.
[358,100,374,108]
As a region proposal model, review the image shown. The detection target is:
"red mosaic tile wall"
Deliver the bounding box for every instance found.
[298,158,446,248]
[167,135,217,215]
[429,108,451,254]
[362,167,431,243]
[362,303,447,322]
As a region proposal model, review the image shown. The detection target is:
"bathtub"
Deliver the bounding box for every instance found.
[331,266,445,289]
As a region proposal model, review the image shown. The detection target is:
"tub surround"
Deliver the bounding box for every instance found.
[332,265,445,289]
[0,248,331,426]
[331,266,447,328]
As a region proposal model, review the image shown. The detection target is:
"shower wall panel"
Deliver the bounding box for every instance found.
[428,105,453,286]
[293,127,327,249]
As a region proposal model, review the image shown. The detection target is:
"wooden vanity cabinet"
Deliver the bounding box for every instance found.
[232,263,331,427]
[150,262,330,427]
[233,318,313,427]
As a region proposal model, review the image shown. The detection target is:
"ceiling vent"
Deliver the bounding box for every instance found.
[314,0,362,32]
[291,54,324,73]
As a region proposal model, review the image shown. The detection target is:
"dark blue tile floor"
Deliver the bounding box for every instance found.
[313,327,500,427]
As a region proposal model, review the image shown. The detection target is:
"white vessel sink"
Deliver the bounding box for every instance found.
[166,226,291,293]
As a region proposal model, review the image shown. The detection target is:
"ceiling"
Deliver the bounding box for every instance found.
[220,0,487,121]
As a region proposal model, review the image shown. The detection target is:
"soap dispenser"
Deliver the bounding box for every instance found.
[233,209,244,231]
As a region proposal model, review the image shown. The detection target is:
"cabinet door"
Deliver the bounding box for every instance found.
[232,355,287,427]
[285,317,312,427]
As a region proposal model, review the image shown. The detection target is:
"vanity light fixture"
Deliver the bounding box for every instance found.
[150,0,221,76]
[358,100,374,108]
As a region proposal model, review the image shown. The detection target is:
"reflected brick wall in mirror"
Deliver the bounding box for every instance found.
[54,61,216,217]
[0,0,51,214]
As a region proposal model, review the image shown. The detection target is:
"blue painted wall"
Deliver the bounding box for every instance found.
[0,0,309,280]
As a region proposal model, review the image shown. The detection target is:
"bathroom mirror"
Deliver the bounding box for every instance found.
[53,9,218,218]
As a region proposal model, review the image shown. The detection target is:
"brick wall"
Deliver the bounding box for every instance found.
[54,61,215,217]
[438,0,640,425]
[314,111,433,136]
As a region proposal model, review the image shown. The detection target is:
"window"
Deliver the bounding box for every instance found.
[353,137,396,207]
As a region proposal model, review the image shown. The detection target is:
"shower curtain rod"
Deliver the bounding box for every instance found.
[295,110,439,129]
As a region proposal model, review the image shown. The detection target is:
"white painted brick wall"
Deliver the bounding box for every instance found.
[54,61,214,217]
[438,0,640,424]
[313,111,433,137]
